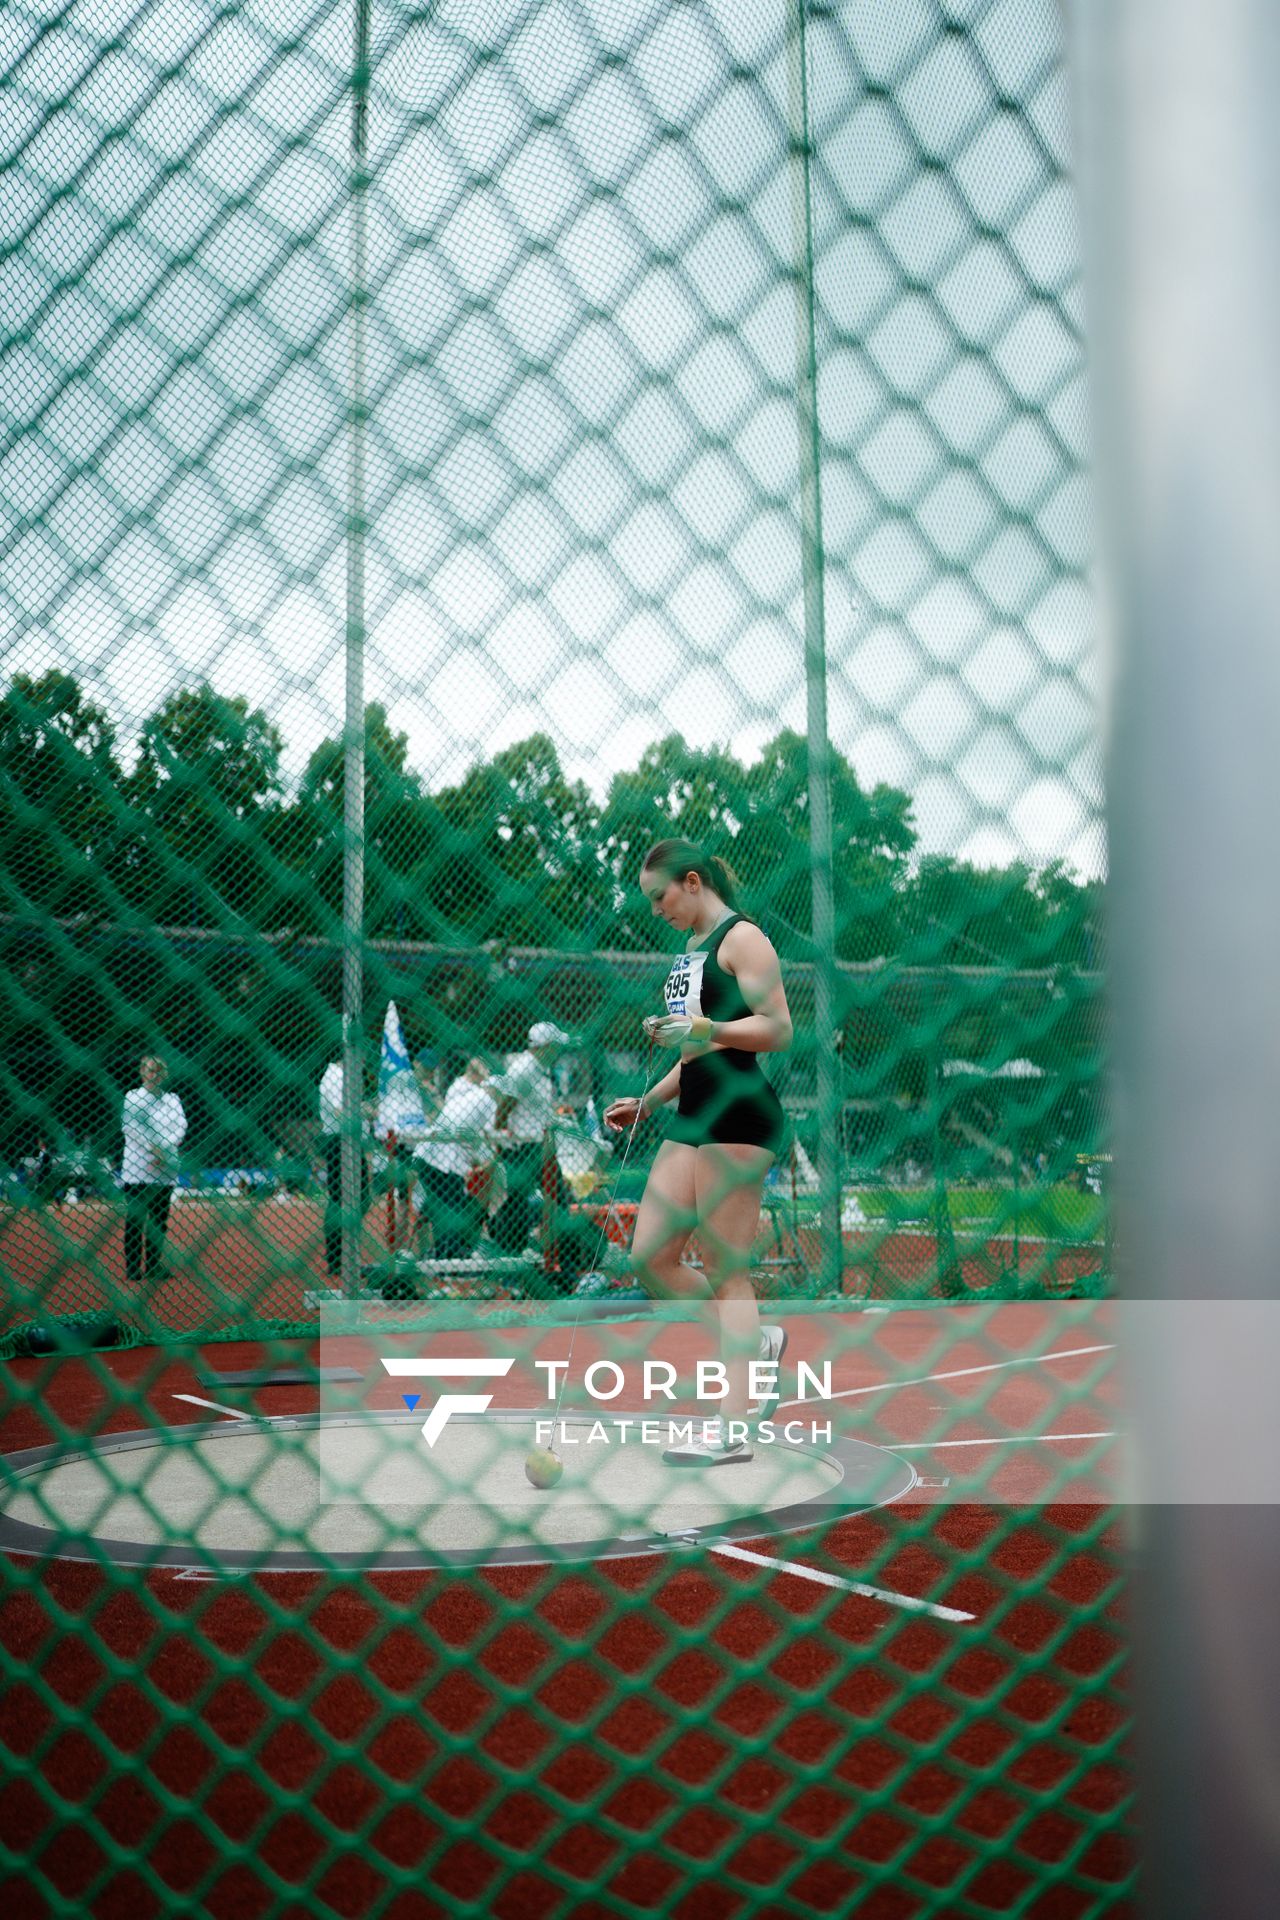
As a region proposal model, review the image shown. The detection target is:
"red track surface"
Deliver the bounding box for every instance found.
[0,1198,1105,1340]
[0,1313,1134,1919]
[0,1198,334,1332]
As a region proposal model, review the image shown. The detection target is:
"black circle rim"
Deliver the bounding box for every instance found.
[0,1409,918,1573]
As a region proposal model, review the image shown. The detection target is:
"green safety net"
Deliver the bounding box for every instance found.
[0,2,1126,1915]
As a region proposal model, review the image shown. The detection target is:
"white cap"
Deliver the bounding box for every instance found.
[528,1021,574,1049]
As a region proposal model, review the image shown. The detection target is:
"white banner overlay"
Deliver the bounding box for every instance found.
[316,1299,1280,1505]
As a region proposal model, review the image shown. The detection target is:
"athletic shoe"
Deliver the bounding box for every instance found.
[753,1323,788,1413]
[662,1421,754,1466]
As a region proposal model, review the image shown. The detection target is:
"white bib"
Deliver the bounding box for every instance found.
[663,949,708,1019]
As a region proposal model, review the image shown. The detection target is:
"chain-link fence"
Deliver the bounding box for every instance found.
[1,3,1125,1915]
[1,0,1104,1343]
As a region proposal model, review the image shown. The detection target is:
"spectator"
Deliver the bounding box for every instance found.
[413,1057,497,1260]
[554,1044,595,1119]
[30,1137,57,1202]
[412,1050,445,1122]
[121,1056,186,1294]
[488,1022,574,1254]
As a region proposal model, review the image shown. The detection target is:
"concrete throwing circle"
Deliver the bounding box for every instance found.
[0,1411,917,1571]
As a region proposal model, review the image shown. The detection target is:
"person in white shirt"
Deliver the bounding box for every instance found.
[318,1060,344,1140]
[413,1057,497,1259]
[492,1024,568,1145]
[318,1058,369,1279]
[121,1056,186,1292]
[488,1023,595,1278]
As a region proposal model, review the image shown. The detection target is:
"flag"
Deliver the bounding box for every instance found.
[378,1001,428,1138]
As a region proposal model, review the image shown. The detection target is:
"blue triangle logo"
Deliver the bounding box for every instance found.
[402,1394,420,1411]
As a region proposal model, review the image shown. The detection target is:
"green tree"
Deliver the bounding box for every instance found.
[294,704,444,939]
[124,684,285,925]
[599,729,916,960]
[599,734,752,949]
[0,669,125,918]
[434,734,603,946]
[898,856,1106,1154]
[902,855,1085,972]
[733,729,916,962]
[1033,861,1106,972]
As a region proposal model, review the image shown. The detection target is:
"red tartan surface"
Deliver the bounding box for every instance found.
[0,1330,1133,1918]
[0,1198,1104,1340]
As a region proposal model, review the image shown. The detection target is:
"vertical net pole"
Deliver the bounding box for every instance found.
[788,0,842,1293]
[1068,3,1280,1912]
[341,0,371,1297]
[543,1127,559,1288]
[930,1052,963,1299]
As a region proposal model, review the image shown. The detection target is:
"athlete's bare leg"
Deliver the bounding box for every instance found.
[631,1141,712,1302]
[696,1143,773,1418]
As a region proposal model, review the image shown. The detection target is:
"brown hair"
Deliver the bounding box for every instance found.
[641,838,741,909]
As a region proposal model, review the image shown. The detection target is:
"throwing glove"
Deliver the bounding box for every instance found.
[643,1013,713,1048]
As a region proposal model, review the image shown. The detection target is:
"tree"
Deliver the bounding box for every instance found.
[1033,861,1106,972]
[294,704,444,939]
[731,729,916,962]
[898,855,1106,1133]
[599,729,917,961]
[599,734,752,949]
[434,734,603,947]
[902,855,1067,971]
[123,684,285,925]
[0,670,125,919]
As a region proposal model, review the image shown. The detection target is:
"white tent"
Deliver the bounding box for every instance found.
[942,1057,1044,1079]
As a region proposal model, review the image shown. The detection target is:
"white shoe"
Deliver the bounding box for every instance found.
[759,1323,787,1364]
[753,1323,788,1414]
[663,1421,754,1466]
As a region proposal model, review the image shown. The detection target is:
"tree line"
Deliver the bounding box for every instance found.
[0,670,1105,1166]
[0,669,1103,968]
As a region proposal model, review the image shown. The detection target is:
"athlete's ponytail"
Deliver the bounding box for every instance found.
[706,853,741,907]
[641,838,741,909]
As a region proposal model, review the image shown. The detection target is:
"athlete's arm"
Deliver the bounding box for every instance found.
[640,1063,682,1115]
[603,1063,681,1131]
[709,923,794,1054]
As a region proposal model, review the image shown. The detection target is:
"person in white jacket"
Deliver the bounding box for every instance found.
[413,1057,498,1258]
[121,1056,186,1292]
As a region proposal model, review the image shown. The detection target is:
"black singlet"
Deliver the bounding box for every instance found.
[660,914,787,1154]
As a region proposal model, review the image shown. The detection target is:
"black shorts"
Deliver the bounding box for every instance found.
[668,1057,787,1156]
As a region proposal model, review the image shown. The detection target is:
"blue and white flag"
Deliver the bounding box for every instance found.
[378,1000,428,1138]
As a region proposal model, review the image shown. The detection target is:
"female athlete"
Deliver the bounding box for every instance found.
[604,839,793,1464]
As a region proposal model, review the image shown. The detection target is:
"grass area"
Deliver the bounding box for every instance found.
[610,1169,1107,1242]
[850,1183,1105,1239]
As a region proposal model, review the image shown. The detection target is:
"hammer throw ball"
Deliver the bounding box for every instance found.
[524,1446,564,1489]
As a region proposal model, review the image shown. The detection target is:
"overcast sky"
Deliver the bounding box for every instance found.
[1,0,1102,875]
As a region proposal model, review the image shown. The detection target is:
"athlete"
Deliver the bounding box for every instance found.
[604,839,793,1464]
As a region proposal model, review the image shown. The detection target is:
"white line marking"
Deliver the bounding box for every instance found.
[172,1393,252,1421]
[381,1359,514,1378]
[893,1430,1116,1450]
[776,1343,1115,1412]
[708,1541,975,1622]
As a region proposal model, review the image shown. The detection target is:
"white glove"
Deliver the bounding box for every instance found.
[643,1013,713,1048]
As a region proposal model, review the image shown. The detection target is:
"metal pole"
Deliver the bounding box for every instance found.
[1011,1119,1020,1285]
[788,0,842,1291]
[341,0,371,1297]
[1066,4,1280,1914]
